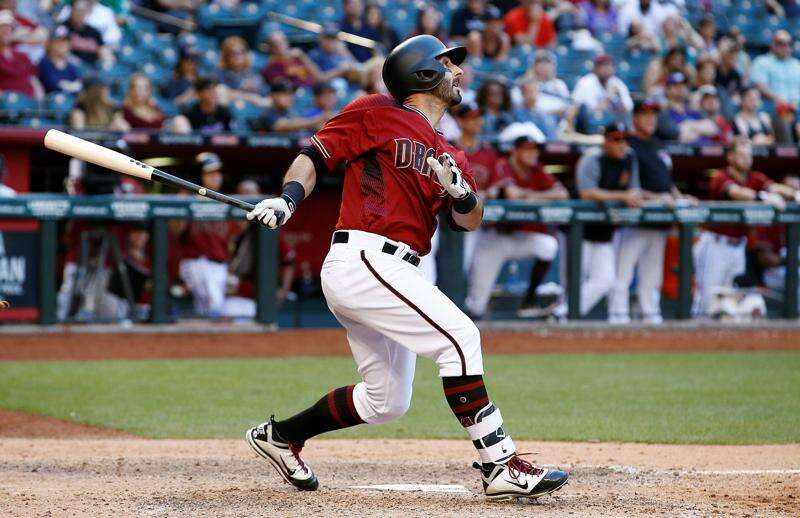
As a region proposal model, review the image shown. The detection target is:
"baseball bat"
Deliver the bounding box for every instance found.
[43,130,268,215]
[267,12,378,49]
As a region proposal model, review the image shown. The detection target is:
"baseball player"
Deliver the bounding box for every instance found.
[608,97,694,324]
[693,138,798,317]
[244,35,568,501]
[176,152,237,317]
[465,134,567,319]
[576,122,642,317]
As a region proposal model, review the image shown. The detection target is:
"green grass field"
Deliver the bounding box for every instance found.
[1,351,798,444]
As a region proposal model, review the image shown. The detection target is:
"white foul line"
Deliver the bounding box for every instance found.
[350,484,470,493]
[602,465,800,476]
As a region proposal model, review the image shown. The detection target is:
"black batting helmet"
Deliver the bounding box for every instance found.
[382,35,466,102]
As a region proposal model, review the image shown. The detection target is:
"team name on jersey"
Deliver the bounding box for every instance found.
[393,138,437,176]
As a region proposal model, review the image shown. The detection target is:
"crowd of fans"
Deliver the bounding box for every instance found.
[0,0,798,143]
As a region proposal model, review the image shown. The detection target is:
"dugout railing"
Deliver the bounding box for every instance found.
[0,195,798,324]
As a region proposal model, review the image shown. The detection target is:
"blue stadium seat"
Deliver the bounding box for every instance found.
[0,92,39,118]
[45,92,75,119]
[293,87,313,112]
[230,99,263,121]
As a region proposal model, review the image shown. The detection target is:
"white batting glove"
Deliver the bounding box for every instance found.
[246,197,291,229]
[427,153,472,199]
[758,190,786,211]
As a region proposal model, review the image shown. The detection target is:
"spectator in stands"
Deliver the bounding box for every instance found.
[695,85,733,145]
[0,10,43,98]
[512,79,558,139]
[58,0,121,49]
[69,76,127,129]
[178,76,232,133]
[340,0,380,62]
[696,16,717,55]
[715,38,743,106]
[655,72,718,143]
[307,24,360,83]
[0,152,16,196]
[579,0,619,37]
[773,101,800,144]
[751,31,800,107]
[733,86,774,145]
[624,19,659,53]
[358,56,388,96]
[767,0,800,18]
[37,26,81,94]
[572,54,633,126]
[477,79,513,140]
[218,35,269,107]
[304,81,337,118]
[521,50,570,116]
[261,31,318,89]
[250,79,330,133]
[479,4,510,60]
[576,121,642,317]
[161,47,199,105]
[450,0,488,39]
[121,72,166,130]
[504,0,557,48]
[617,0,678,39]
[410,4,447,40]
[658,15,703,58]
[0,0,47,63]
[643,46,695,97]
[364,4,399,53]
[64,0,110,66]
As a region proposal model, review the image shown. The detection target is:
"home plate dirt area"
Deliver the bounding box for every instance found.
[1,431,798,517]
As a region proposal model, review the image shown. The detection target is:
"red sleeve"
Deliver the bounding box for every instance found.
[748,172,773,192]
[534,14,557,47]
[532,169,557,191]
[310,101,379,172]
[709,171,734,200]
[503,8,528,38]
[488,160,512,188]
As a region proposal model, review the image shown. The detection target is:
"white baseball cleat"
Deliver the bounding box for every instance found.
[246,416,319,491]
[474,454,568,501]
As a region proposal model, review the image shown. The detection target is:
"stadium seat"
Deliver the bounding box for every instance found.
[45,92,75,119]
[0,92,40,116]
[230,99,263,121]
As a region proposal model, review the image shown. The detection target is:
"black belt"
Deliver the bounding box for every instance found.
[333,231,421,267]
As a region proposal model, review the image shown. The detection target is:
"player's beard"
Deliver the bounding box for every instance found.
[433,74,462,107]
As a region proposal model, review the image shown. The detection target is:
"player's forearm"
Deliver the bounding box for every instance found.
[283,154,317,199]
[768,183,796,200]
[451,196,483,231]
[579,188,629,203]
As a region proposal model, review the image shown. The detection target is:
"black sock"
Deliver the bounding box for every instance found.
[273,385,364,445]
[523,260,551,305]
[443,375,516,464]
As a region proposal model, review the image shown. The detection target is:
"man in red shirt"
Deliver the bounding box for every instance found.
[0,10,42,98]
[465,134,567,318]
[503,0,557,48]
[692,139,798,317]
[244,35,568,501]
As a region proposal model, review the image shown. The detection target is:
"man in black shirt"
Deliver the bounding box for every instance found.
[181,76,232,133]
[609,97,693,324]
[65,0,105,64]
[450,0,488,38]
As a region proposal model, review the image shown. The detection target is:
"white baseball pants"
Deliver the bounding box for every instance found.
[465,228,558,316]
[609,228,668,323]
[321,230,483,425]
[580,240,616,316]
[179,257,228,316]
[692,231,746,317]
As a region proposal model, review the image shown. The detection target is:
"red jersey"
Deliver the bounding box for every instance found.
[181,221,236,262]
[492,157,557,234]
[503,7,557,47]
[749,225,784,256]
[0,48,36,97]
[462,142,499,192]
[310,94,477,255]
[707,168,772,238]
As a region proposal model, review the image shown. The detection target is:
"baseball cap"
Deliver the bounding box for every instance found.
[312,81,335,95]
[0,10,15,26]
[633,95,659,114]
[513,135,540,149]
[270,79,294,93]
[534,49,554,63]
[320,23,339,38]
[196,152,222,173]
[481,4,502,21]
[603,121,628,139]
[666,72,687,86]
[195,75,218,91]
[455,102,481,118]
[52,25,69,40]
[595,54,613,66]
[698,84,718,98]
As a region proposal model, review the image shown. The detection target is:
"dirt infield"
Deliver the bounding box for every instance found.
[1,437,798,517]
[2,325,800,361]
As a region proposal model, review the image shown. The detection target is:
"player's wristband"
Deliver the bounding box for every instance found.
[453,192,478,214]
[281,181,306,213]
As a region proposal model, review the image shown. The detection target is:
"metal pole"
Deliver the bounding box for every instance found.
[676,223,695,320]
[784,223,799,319]
[436,219,466,307]
[255,226,278,325]
[38,219,57,325]
[566,222,583,320]
[150,218,170,323]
